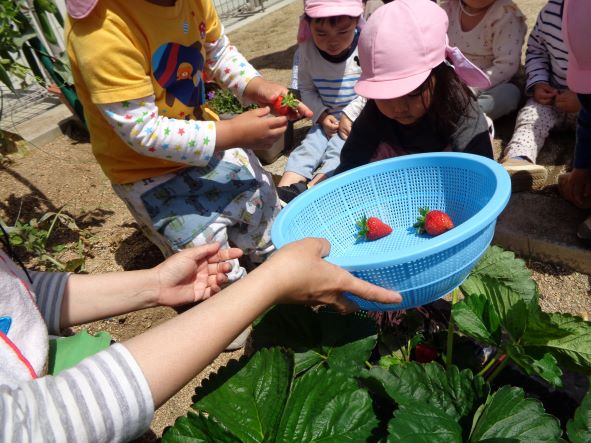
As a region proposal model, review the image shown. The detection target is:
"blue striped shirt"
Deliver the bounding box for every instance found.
[525,0,569,92]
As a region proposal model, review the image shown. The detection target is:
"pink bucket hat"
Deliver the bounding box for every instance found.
[355,0,490,100]
[563,0,591,93]
[65,0,98,19]
[304,0,364,18]
[298,0,364,43]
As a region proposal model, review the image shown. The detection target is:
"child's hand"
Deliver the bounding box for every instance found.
[555,90,581,114]
[533,83,557,106]
[257,238,402,314]
[218,106,289,150]
[321,113,339,137]
[154,243,243,306]
[243,77,312,120]
[559,169,591,209]
[338,114,353,140]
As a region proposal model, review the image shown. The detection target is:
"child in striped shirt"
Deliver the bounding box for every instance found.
[501,0,580,192]
[276,0,366,204]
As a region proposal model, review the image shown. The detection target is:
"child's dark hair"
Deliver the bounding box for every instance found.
[415,62,475,140]
[304,14,359,26]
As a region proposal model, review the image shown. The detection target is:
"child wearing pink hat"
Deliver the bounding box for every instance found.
[276,0,366,204]
[558,0,591,245]
[335,0,494,174]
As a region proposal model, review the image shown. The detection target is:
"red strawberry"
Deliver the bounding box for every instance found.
[356,215,393,241]
[272,92,298,115]
[414,207,454,236]
[414,343,438,363]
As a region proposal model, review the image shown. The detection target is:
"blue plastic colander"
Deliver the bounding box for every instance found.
[271,152,511,311]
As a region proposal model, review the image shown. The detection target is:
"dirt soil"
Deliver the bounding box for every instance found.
[1,0,590,440]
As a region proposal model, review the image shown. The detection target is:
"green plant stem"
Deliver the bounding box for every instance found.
[486,356,509,384]
[477,353,500,378]
[446,289,460,369]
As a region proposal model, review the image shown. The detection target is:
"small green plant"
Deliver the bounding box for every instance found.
[205,88,257,116]
[1,208,86,272]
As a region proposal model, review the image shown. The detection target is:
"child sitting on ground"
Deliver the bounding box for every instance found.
[440,0,526,123]
[335,0,493,174]
[66,0,311,293]
[500,0,579,192]
[276,0,366,204]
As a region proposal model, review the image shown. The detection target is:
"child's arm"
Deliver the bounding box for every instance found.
[339,96,367,140]
[524,9,552,95]
[484,6,527,88]
[99,96,289,166]
[334,102,381,174]
[450,102,494,158]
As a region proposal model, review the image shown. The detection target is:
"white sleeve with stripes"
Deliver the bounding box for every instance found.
[0,343,154,443]
[29,271,69,335]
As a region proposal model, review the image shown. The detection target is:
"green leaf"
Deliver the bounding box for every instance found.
[162,412,241,442]
[168,348,378,442]
[252,305,377,375]
[469,386,563,441]
[567,379,591,443]
[452,294,502,346]
[193,348,291,442]
[365,362,488,421]
[277,367,377,442]
[522,311,591,375]
[505,344,563,387]
[0,62,15,92]
[387,402,463,442]
[462,246,537,304]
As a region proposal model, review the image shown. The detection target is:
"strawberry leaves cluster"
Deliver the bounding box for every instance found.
[272,91,299,115]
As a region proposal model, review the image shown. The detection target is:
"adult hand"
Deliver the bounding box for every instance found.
[155,243,243,306]
[243,77,313,120]
[218,106,288,150]
[555,90,581,114]
[321,113,339,137]
[338,114,353,140]
[559,169,591,209]
[533,82,557,106]
[258,238,402,314]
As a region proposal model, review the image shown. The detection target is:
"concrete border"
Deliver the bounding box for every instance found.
[494,225,591,274]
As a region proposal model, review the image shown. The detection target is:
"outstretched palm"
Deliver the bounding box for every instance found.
[155,244,243,306]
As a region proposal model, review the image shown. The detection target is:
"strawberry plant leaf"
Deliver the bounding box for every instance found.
[192,348,290,442]
[168,348,378,442]
[364,362,488,422]
[522,311,591,375]
[567,380,591,443]
[505,344,563,387]
[278,367,378,442]
[469,386,564,441]
[462,246,537,304]
[387,402,463,442]
[252,305,377,376]
[452,294,502,346]
[163,412,241,442]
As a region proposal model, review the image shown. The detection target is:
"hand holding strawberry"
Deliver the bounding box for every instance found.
[242,77,313,120]
[414,207,454,236]
[356,215,393,241]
